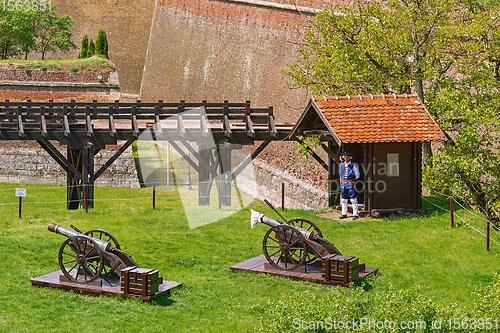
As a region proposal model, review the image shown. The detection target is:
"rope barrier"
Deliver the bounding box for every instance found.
[424,188,499,249]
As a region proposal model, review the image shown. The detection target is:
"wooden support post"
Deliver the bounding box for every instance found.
[328,141,340,207]
[153,182,156,210]
[450,197,454,228]
[18,197,22,219]
[198,145,211,206]
[67,147,82,210]
[281,183,285,211]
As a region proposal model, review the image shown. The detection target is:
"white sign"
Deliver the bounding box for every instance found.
[15,188,26,197]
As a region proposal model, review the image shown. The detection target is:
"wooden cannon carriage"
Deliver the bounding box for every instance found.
[30,223,182,301]
[231,201,377,286]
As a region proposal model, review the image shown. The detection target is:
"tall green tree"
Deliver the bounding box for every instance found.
[95,28,108,59]
[87,38,95,58]
[35,11,76,60]
[285,0,500,223]
[0,10,32,59]
[79,34,89,59]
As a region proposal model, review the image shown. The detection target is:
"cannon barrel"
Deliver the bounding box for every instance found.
[48,223,111,251]
[250,210,314,240]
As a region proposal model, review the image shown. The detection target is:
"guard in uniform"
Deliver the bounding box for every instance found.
[339,152,359,220]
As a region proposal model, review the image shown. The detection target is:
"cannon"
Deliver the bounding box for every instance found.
[48,223,138,284]
[251,209,344,271]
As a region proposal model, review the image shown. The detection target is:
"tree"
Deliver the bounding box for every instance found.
[285,0,500,223]
[35,12,76,60]
[95,28,108,59]
[79,34,89,59]
[87,38,95,58]
[0,10,32,59]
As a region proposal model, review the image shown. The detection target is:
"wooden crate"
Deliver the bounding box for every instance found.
[121,267,161,297]
[321,254,359,283]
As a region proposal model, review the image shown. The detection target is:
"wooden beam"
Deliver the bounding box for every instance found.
[108,105,116,137]
[37,138,82,180]
[40,106,47,137]
[268,106,277,137]
[37,139,68,172]
[178,113,186,138]
[178,139,218,178]
[231,140,271,179]
[320,141,341,164]
[245,102,254,138]
[17,106,24,137]
[154,105,163,136]
[63,105,70,137]
[200,106,209,137]
[85,105,93,137]
[223,102,232,138]
[94,138,135,180]
[169,140,201,174]
[296,138,328,171]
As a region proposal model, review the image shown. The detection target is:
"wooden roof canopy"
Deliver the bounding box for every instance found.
[288,94,447,144]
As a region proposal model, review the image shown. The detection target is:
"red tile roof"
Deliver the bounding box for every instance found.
[314,94,446,143]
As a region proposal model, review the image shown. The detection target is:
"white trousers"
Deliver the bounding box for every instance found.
[341,198,359,216]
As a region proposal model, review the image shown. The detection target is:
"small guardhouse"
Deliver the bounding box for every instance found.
[289,94,446,216]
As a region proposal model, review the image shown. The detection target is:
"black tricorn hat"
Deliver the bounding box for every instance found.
[341,151,354,157]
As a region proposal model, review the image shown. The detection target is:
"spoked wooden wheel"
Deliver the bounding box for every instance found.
[58,236,104,283]
[84,229,120,249]
[287,218,323,238]
[287,218,322,264]
[263,225,307,271]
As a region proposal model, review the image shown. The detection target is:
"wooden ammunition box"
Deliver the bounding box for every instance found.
[321,254,359,283]
[121,267,161,297]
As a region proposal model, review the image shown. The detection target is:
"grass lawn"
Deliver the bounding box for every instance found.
[0,56,114,72]
[0,183,498,332]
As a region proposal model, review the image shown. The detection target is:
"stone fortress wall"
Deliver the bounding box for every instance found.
[140,0,333,208]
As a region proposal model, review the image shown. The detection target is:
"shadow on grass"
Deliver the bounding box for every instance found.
[151,296,177,307]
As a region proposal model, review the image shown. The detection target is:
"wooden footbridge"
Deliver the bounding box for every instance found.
[0,100,293,209]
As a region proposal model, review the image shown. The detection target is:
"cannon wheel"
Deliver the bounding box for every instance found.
[287,218,323,238]
[84,229,120,250]
[287,218,322,264]
[58,236,104,283]
[263,225,307,271]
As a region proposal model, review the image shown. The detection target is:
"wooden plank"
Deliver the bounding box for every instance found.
[30,270,182,301]
[230,255,377,286]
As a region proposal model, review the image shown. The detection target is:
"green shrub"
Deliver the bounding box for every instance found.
[70,67,78,72]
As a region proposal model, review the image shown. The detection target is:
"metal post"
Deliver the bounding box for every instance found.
[281,183,285,211]
[450,197,454,228]
[153,182,156,210]
[186,150,192,190]
[18,197,22,219]
[487,221,490,252]
[83,185,87,213]
[167,142,171,186]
